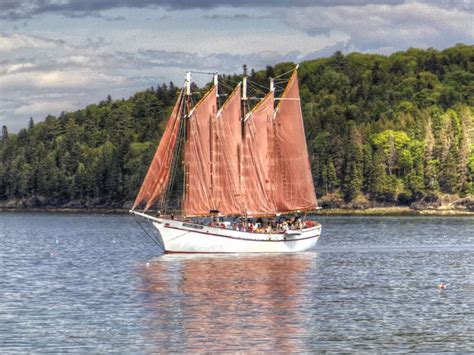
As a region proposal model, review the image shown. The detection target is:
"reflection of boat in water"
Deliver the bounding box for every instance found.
[131,66,321,253]
[138,254,314,352]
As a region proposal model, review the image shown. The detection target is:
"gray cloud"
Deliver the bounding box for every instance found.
[1,0,407,19]
[0,30,312,131]
[1,1,471,131]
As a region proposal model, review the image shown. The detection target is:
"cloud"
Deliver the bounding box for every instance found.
[281,2,474,52]
[14,100,78,116]
[0,33,66,51]
[0,69,125,90]
[0,1,471,132]
[0,0,405,19]
[0,27,328,131]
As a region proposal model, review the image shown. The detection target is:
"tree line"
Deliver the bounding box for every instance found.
[0,44,473,208]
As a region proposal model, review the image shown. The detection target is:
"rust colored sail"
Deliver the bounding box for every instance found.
[213,85,243,215]
[243,91,277,215]
[133,90,184,211]
[271,71,318,212]
[183,86,218,216]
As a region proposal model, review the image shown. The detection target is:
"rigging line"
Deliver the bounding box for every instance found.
[247,80,270,92]
[218,81,237,93]
[273,77,290,82]
[246,85,267,99]
[221,77,242,85]
[273,67,297,79]
[133,216,165,251]
[189,70,218,75]
[247,81,267,92]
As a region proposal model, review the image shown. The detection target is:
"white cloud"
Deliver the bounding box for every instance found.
[281,2,474,52]
[0,33,65,51]
[1,62,36,74]
[0,69,124,89]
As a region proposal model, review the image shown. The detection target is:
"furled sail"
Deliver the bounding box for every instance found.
[270,71,318,212]
[242,91,277,216]
[133,90,184,211]
[213,84,243,215]
[183,86,218,216]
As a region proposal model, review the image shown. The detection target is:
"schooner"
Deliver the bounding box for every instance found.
[130,66,321,253]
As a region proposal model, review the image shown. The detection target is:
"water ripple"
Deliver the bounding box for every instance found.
[1,213,473,352]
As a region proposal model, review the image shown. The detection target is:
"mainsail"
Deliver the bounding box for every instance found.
[133,90,184,211]
[134,67,318,217]
[271,71,318,212]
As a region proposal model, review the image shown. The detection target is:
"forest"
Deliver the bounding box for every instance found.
[1,44,473,210]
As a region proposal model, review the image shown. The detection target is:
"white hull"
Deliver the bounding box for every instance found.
[131,211,321,253]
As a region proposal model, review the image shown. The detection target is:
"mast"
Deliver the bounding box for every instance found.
[239,65,248,215]
[182,71,192,210]
[214,73,219,98]
[241,64,248,137]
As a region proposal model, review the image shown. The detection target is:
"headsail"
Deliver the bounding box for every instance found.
[133,90,184,211]
[270,70,318,212]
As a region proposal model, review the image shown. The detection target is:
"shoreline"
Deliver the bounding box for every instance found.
[2,206,473,216]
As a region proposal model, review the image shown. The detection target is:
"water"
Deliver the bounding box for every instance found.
[1,213,473,352]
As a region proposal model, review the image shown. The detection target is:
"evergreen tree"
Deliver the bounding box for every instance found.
[0,44,472,208]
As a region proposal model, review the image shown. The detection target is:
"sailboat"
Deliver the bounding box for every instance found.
[130,65,321,253]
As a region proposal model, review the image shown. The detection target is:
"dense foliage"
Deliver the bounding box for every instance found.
[1,44,473,208]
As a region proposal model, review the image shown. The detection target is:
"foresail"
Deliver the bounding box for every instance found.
[183,86,218,216]
[271,71,318,212]
[133,90,184,211]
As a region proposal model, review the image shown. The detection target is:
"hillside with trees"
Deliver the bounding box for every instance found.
[1,44,473,210]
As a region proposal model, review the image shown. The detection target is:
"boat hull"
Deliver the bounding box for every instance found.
[131,211,320,253]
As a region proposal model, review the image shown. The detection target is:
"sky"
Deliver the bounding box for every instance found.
[0,0,473,131]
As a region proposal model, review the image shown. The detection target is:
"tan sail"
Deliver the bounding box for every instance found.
[133,90,184,211]
[183,86,218,216]
[271,70,318,212]
[213,84,243,215]
[134,68,317,216]
[242,91,277,216]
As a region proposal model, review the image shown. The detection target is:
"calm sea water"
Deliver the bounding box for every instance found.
[1,213,473,352]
